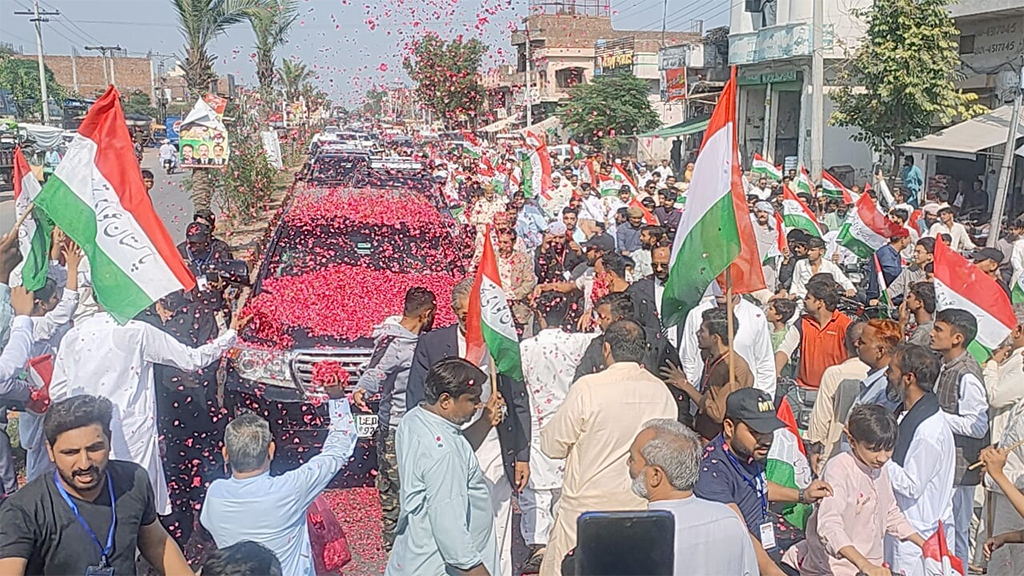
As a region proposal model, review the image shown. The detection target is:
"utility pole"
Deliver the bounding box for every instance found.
[810,0,824,181]
[70,47,79,93]
[989,57,1024,247]
[524,17,532,128]
[14,0,60,125]
[85,45,123,87]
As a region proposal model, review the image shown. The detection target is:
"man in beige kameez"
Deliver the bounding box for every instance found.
[538,319,677,576]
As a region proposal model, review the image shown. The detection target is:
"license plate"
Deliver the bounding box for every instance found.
[355,414,378,438]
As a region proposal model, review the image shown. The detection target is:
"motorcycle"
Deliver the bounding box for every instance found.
[162,156,177,175]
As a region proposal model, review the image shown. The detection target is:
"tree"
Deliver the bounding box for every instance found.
[0,54,66,118]
[251,0,298,91]
[362,88,386,116]
[830,0,986,171]
[403,33,486,128]
[277,58,311,101]
[121,90,157,117]
[559,73,659,150]
[171,0,268,96]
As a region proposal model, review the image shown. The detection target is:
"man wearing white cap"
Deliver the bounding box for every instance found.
[751,202,780,295]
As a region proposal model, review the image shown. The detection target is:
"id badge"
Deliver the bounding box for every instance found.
[562,270,572,281]
[84,566,114,576]
[196,275,209,292]
[759,521,776,550]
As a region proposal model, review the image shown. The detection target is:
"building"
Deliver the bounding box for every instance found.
[952,2,1024,108]
[506,1,701,132]
[729,0,873,185]
[12,51,156,101]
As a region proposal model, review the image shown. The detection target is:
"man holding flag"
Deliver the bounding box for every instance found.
[405,230,531,576]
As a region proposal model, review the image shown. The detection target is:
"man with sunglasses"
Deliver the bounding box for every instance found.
[695,388,833,576]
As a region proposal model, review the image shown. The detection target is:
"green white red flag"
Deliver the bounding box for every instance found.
[781,186,821,237]
[611,164,638,195]
[751,153,782,180]
[34,86,196,323]
[821,170,859,204]
[662,69,747,326]
[922,521,964,576]
[466,227,523,381]
[933,238,1015,361]
[13,146,51,291]
[837,192,905,259]
[766,398,812,530]
[520,132,552,201]
[796,167,813,196]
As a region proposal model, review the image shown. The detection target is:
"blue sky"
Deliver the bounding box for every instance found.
[0,0,730,105]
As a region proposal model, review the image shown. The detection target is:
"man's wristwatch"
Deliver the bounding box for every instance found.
[797,488,806,504]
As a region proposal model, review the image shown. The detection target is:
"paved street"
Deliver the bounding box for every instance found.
[1,150,193,243]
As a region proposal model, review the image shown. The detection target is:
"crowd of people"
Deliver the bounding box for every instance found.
[1,130,1024,576]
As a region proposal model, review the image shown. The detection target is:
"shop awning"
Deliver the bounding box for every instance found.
[481,114,520,133]
[900,106,1023,160]
[515,116,561,135]
[637,115,711,139]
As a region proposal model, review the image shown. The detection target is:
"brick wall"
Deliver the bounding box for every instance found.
[13,54,153,100]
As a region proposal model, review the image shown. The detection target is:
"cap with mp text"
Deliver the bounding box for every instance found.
[725,388,786,434]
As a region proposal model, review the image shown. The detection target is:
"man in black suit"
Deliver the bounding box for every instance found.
[405,278,531,576]
[627,240,676,336]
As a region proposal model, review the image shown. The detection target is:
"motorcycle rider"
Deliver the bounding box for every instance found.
[160,139,178,173]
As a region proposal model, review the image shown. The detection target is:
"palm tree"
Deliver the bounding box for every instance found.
[251,0,298,91]
[278,59,311,101]
[171,0,269,96]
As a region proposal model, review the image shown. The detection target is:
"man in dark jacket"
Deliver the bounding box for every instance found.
[405,278,531,576]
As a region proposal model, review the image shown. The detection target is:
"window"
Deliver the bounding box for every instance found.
[960,35,975,55]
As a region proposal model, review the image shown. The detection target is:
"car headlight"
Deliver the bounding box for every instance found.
[230,346,295,387]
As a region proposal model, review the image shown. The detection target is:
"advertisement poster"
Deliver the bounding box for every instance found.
[179,95,229,169]
[261,130,283,169]
[662,68,687,102]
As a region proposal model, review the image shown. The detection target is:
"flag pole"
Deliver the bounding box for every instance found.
[12,202,35,232]
[726,267,736,383]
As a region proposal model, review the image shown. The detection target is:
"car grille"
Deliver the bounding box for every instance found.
[290,348,374,394]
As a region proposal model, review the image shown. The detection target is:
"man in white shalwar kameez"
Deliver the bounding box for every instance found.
[518,294,598,571]
[49,309,238,515]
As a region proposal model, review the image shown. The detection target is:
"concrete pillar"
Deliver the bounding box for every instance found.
[767,83,780,162]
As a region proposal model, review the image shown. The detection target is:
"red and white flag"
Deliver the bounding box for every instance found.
[922,521,964,576]
[25,355,54,414]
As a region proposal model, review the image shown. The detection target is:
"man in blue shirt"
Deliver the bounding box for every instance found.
[867,228,910,303]
[694,388,833,576]
[387,358,504,576]
[900,156,923,207]
[201,386,358,576]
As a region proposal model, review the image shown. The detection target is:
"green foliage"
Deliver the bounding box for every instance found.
[121,89,157,118]
[830,0,987,167]
[363,88,386,116]
[0,54,66,118]
[402,34,487,128]
[278,59,311,101]
[205,95,277,219]
[252,0,298,91]
[172,0,270,96]
[559,74,659,151]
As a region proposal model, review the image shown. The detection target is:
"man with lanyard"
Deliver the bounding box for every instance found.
[695,388,833,576]
[0,395,191,575]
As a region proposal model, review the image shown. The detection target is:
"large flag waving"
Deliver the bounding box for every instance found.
[13,146,51,291]
[933,238,1015,361]
[821,170,859,204]
[663,69,744,326]
[837,192,904,259]
[781,186,821,237]
[34,86,195,323]
[519,132,552,201]
[466,227,523,381]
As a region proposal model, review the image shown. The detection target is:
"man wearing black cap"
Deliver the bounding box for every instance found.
[694,388,833,576]
[973,247,1012,298]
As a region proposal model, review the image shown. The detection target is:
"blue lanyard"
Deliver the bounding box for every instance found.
[186,246,212,268]
[53,470,116,567]
[723,446,769,520]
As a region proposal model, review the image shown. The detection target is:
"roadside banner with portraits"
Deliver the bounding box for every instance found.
[179,95,230,169]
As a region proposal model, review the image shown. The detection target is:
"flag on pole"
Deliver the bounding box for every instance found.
[611,164,639,195]
[781,186,821,237]
[751,153,782,180]
[596,173,621,196]
[933,238,1015,363]
[568,139,583,160]
[837,193,905,259]
[34,86,196,324]
[460,130,483,158]
[921,521,964,576]
[766,397,813,530]
[821,170,859,204]
[629,197,659,225]
[466,227,523,381]
[662,68,745,326]
[13,146,52,291]
[796,167,813,196]
[520,133,553,201]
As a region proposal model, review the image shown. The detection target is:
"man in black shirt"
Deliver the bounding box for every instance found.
[0,395,191,576]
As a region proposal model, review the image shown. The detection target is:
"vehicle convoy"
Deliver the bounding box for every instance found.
[226,169,472,486]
